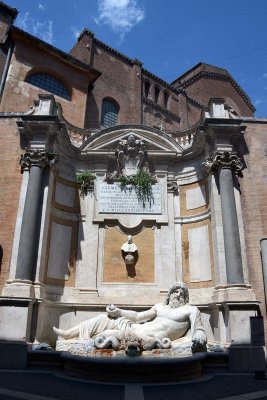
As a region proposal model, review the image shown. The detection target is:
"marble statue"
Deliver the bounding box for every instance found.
[121,235,138,265]
[53,282,207,352]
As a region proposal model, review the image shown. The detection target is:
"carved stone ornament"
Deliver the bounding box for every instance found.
[167,179,179,193]
[203,151,243,176]
[107,134,149,180]
[19,149,56,172]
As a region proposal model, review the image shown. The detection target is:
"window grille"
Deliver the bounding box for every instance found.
[101,98,119,128]
[26,73,71,101]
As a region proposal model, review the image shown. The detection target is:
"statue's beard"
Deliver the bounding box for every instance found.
[169,297,184,308]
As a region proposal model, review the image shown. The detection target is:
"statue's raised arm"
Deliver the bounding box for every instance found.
[106,303,157,322]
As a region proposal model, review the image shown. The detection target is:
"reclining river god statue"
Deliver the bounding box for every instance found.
[53,282,207,352]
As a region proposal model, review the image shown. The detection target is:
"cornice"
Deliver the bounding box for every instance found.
[141,68,177,92]
[177,88,204,109]
[79,28,138,66]
[0,1,18,17]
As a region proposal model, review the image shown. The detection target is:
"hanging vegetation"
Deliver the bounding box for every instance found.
[119,169,157,206]
[76,171,96,198]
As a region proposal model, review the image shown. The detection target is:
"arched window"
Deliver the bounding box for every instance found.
[144,81,150,98]
[101,98,119,128]
[154,86,160,104]
[26,72,71,101]
[164,92,169,109]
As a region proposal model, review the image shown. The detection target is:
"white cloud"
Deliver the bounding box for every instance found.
[17,12,53,44]
[263,73,267,79]
[71,26,80,40]
[95,0,144,41]
[254,98,262,106]
[38,3,45,10]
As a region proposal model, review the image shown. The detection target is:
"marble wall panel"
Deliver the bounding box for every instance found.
[44,216,77,286]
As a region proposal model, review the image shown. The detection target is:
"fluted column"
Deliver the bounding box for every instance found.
[205,151,244,284]
[15,149,54,281]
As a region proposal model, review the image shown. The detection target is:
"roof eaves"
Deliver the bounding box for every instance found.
[78,28,138,66]
[141,68,178,92]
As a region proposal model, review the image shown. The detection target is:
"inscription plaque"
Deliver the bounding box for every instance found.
[98,183,162,214]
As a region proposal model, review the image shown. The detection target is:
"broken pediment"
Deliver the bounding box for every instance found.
[79,127,184,155]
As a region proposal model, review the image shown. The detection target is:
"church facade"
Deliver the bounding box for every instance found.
[0,2,266,347]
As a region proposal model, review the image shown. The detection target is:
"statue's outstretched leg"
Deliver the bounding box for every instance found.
[53,314,119,340]
[53,325,79,339]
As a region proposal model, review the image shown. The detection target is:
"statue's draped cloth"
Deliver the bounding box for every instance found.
[79,315,133,339]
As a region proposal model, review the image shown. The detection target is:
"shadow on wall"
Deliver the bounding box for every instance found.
[84,91,100,129]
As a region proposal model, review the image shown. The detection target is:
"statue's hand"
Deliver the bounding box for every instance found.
[106,304,121,318]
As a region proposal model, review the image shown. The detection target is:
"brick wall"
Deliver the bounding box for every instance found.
[85,42,142,128]
[0,38,91,128]
[240,121,267,324]
[186,77,253,123]
[0,118,22,291]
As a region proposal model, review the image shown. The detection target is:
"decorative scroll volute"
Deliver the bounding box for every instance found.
[203,151,243,177]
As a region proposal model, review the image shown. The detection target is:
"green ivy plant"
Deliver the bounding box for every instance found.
[76,171,96,198]
[119,169,156,206]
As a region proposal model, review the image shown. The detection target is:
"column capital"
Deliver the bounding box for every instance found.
[19,149,56,172]
[203,151,243,177]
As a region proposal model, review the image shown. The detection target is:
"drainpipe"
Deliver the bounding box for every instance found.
[0,40,14,102]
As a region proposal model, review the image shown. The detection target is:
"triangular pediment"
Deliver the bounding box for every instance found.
[80,126,183,154]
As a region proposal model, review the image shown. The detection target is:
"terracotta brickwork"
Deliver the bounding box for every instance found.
[103,227,155,283]
[240,122,267,318]
[71,32,142,129]
[71,32,184,131]
[0,119,22,290]
[1,36,94,128]
[173,64,254,127]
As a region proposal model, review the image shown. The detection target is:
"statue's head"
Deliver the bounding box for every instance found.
[165,282,189,308]
[127,235,133,243]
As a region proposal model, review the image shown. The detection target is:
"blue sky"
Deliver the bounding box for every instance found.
[6,0,267,117]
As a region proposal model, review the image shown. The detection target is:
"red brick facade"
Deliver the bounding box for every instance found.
[0,0,266,326]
